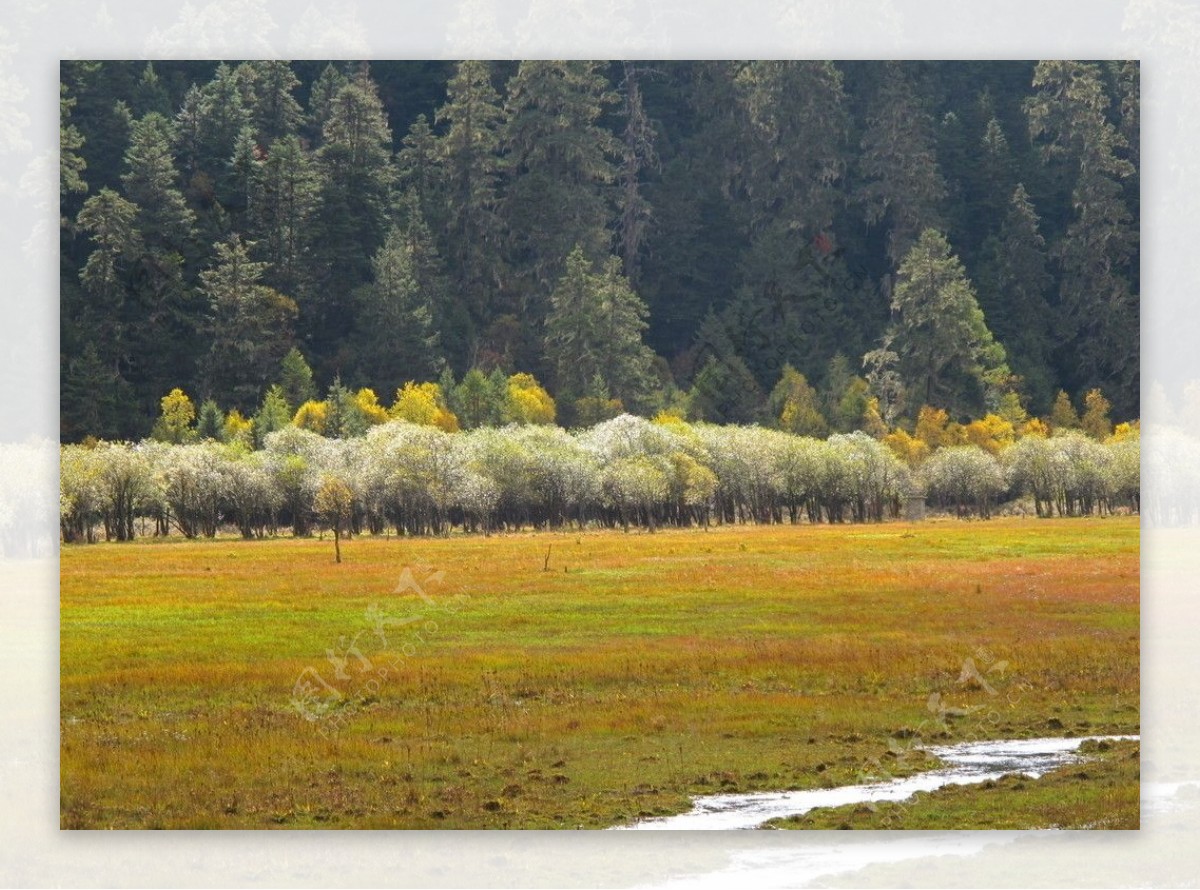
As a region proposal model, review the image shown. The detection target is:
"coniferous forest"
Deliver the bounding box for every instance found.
[59,60,1140,443]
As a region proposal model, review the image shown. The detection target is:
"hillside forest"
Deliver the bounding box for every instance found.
[59,60,1140,445]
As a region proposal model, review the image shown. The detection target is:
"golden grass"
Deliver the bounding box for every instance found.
[61,517,1139,828]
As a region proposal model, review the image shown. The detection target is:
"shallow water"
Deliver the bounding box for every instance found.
[615,735,1138,831]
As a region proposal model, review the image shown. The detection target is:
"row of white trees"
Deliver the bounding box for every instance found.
[59,416,1140,543]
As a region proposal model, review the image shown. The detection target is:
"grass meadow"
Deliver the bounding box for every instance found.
[60,517,1139,829]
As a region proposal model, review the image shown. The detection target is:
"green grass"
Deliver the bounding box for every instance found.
[60,517,1139,829]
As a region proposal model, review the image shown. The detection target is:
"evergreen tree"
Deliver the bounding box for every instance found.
[616,62,658,284]
[225,125,259,219]
[61,340,125,441]
[308,66,396,359]
[689,354,763,424]
[499,61,621,314]
[119,113,203,428]
[234,60,305,146]
[977,184,1055,412]
[734,60,847,238]
[450,367,507,429]
[279,347,318,410]
[201,234,298,410]
[60,83,89,205]
[396,114,442,224]
[1026,61,1138,414]
[435,60,506,329]
[354,225,444,397]
[121,113,195,250]
[857,62,947,268]
[544,246,656,409]
[882,229,1010,418]
[248,133,317,298]
[392,190,467,373]
[196,398,224,440]
[323,376,366,438]
[253,384,293,446]
[132,62,172,118]
[306,63,349,142]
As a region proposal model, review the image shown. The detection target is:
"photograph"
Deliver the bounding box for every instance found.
[58,59,1139,830]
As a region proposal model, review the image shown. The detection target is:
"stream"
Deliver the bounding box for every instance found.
[615,735,1138,831]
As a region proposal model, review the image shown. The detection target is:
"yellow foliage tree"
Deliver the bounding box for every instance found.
[503,373,556,425]
[390,381,460,431]
[1080,388,1113,440]
[1019,417,1051,439]
[860,397,889,439]
[1108,420,1140,443]
[152,388,197,443]
[652,410,689,428]
[943,421,969,446]
[293,399,329,434]
[1049,390,1080,430]
[223,409,253,447]
[914,405,950,449]
[963,413,1015,455]
[883,428,929,467]
[354,388,390,426]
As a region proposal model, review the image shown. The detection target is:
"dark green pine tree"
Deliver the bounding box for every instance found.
[305,63,349,143]
[248,133,317,299]
[1110,60,1140,222]
[688,354,764,425]
[121,113,195,251]
[616,62,658,286]
[61,339,128,441]
[977,184,1055,413]
[308,65,396,363]
[498,61,622,316]
[324,375,366,438]
[278,347,318,409]
[195,398,224,440]
[637,63,748,357]
[391,189,468,374]
[1025,60,1138,415]
[61,61,137,194]
[449,367,507,429]
[119,113,205,428]
[201,234,299,411]
[740,222,879,391]
[883,228,1010,419]
[233,60,305,146]
[544,245,656,410]
[225,125,259,221]
[131,62,172,118]
[856,62,948,269]
[354,225,444,398]
[396,114,443,231]
[434,60,506,331]
[71,188,143,436]
[733,60,847,238]
[174,63,251,211]
[253,384,294,445]
[59,83,89,207]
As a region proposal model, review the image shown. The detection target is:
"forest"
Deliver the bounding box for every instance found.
[59,60,1140,446]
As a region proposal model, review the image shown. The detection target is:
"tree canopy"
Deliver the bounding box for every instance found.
[60,60,1139,443]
